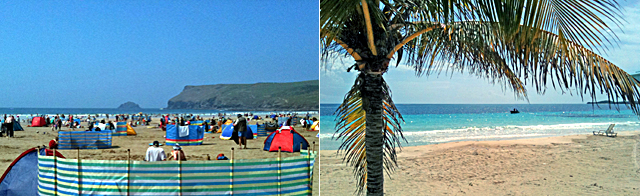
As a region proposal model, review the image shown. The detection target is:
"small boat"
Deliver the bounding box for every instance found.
[510,108,520,114]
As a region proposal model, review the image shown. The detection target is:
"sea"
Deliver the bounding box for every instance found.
[319,104,640,150]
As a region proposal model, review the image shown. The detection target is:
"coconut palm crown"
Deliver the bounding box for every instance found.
[321,0,640,195]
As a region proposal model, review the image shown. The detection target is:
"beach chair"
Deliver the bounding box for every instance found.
[593,124,617,137]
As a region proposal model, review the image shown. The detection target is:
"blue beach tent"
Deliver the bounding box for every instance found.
[220,124,234,140]
[12,122,23,131]
[0,148,64,195]
[220,124,257,140]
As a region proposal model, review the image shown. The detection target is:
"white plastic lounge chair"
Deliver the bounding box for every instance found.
[593,124,616,137]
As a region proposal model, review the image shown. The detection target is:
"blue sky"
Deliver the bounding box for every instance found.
[321,1,640,104]
[0,1,318,108]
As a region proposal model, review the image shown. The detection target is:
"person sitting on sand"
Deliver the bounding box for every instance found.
[145,141,166,162]
[49,136,58,149]
[45,136,59,156]
[203,120,209,132]
[107,121,115,130]
[98,120,107,130]
[167,144,187,161]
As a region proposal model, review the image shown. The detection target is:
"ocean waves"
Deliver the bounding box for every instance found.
[320,119,640,150]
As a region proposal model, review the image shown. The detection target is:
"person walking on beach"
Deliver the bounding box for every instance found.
[233,114,248,149]
[5,115,13,137]
[145,141,166,162]
[167,144,187,161]
[55,116,62,131]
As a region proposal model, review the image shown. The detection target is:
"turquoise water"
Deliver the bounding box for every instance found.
[320,104,640,150]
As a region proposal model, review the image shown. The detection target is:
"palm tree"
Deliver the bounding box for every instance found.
[321,0,640,195]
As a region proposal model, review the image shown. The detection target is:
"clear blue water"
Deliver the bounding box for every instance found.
[320,104,640,150]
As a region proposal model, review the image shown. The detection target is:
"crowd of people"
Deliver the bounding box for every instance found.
[29,112,318,162]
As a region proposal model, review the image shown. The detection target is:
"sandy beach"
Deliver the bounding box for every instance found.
[0,117,320,194]
[320,132,640,195]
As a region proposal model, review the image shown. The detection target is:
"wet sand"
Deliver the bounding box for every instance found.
[320,132,640,195]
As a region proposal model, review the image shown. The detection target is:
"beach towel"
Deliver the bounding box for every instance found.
[178,126,189,137]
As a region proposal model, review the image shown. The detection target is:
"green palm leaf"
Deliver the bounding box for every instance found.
[333,72,405,194]
[322,0,638,194]
[403,21,640,111]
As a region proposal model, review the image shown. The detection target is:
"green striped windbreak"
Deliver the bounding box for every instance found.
[38,152,316,196]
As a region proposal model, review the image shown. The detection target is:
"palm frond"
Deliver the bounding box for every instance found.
[333,74,367,193]
[333,73,406,194]
[403,21,640,113]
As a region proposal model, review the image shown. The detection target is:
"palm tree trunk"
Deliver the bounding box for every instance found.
[361,72,384,195]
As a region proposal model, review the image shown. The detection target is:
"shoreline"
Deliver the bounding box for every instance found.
[320,131,640,195]
[320,129,640,151]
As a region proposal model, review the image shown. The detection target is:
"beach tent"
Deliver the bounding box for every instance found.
[58,130,113,149]
[263,126,309,153]
[126,124,137,135]
[252,115,259,120]
[220,124,233,140]
[166,124,204,146]
[270,114,276,119]
[31,117,46,127]
[0,148,64,196]
[218,120,234,138]
[12,122,23,131]
[114,122,127,136]
[220,125,256,140]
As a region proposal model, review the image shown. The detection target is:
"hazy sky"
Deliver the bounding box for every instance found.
[0,1,318,108]
[321,1,640,104]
